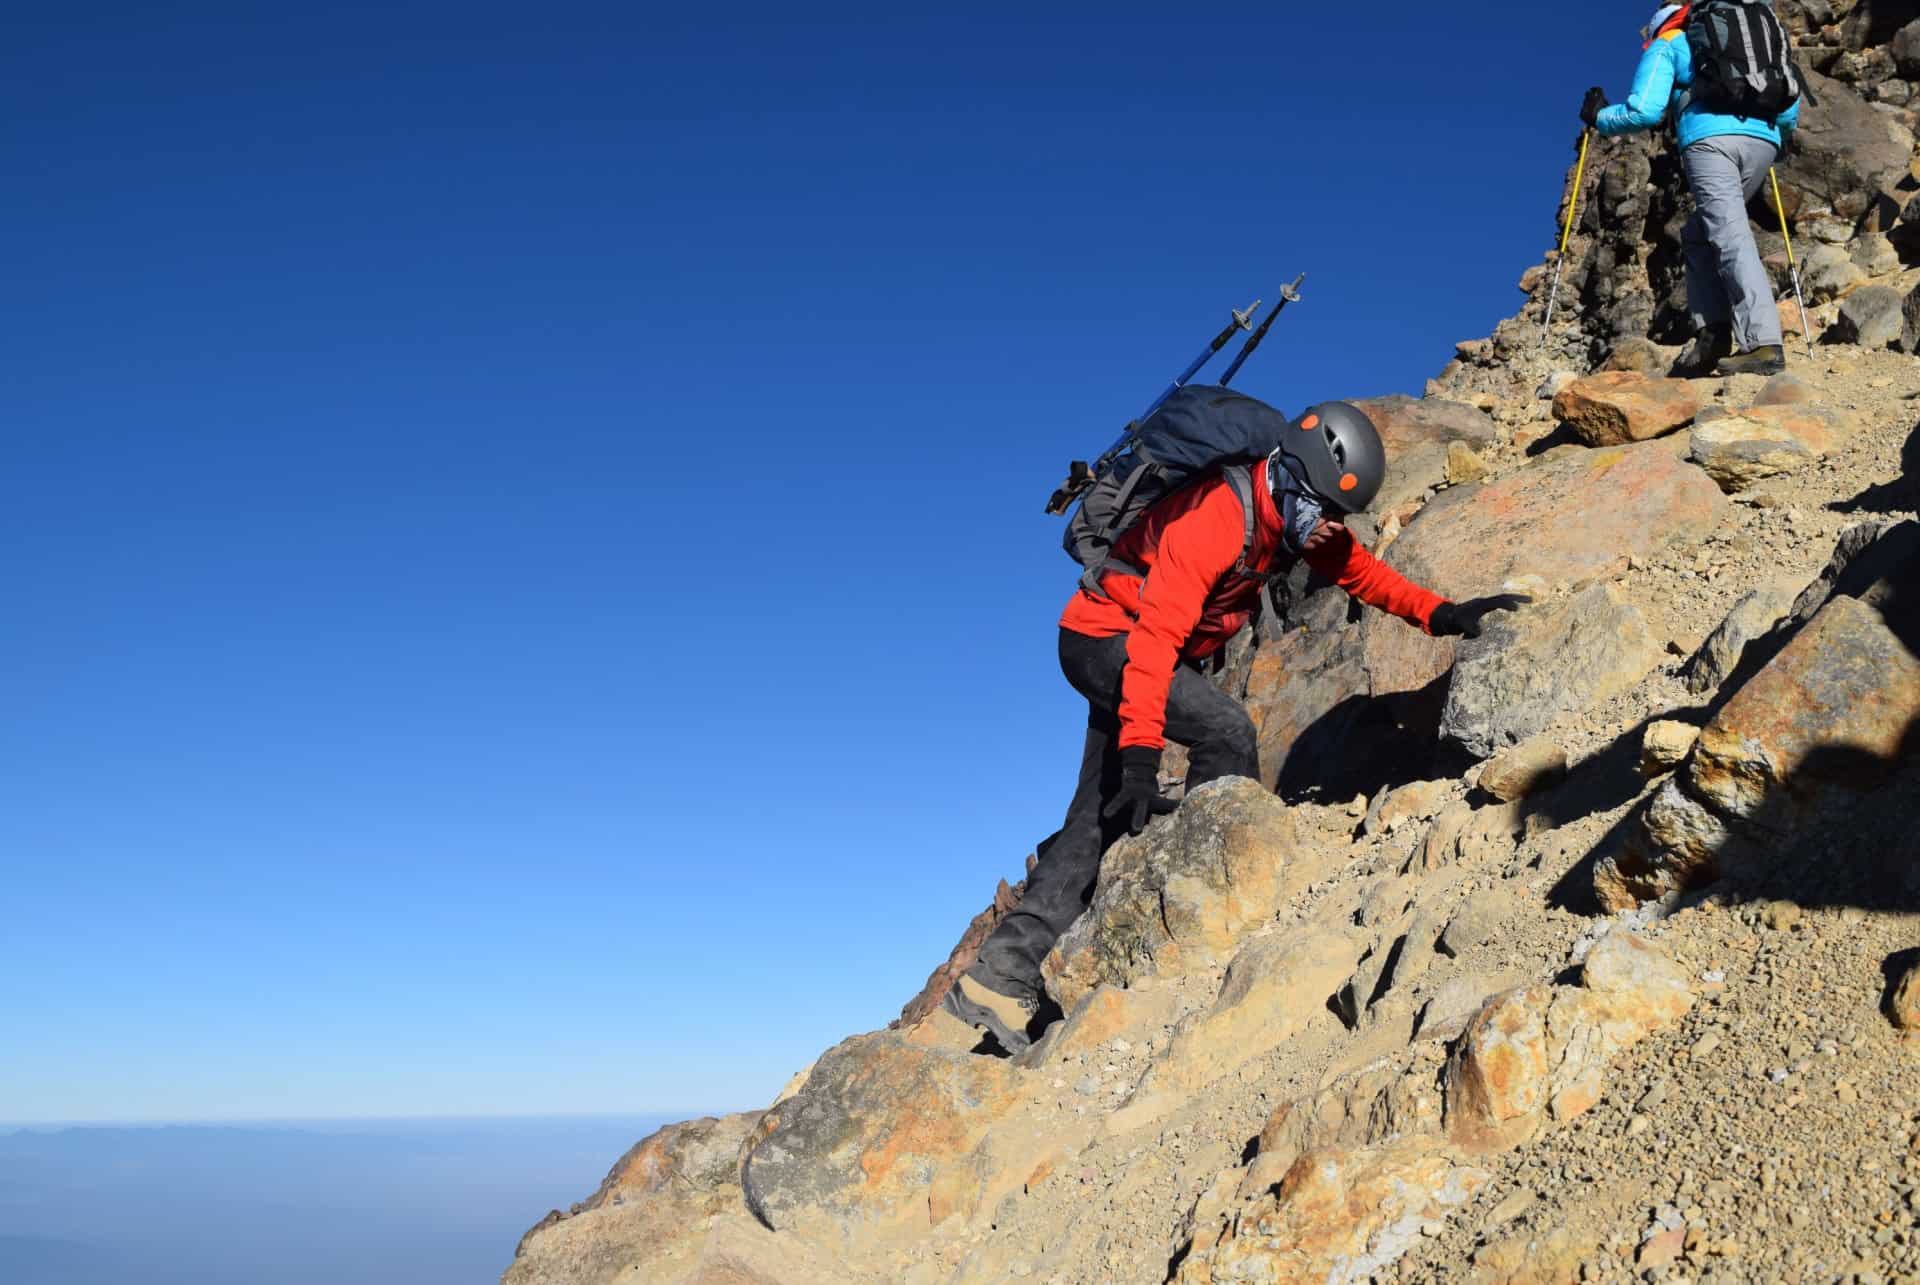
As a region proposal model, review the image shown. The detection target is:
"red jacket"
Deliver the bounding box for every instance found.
[1059,464,1446,750]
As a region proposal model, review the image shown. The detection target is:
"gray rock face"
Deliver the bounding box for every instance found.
[1900,282,1920,355]
[1804,243,1868,302]
[1438,889,1516,958]
[1892,17,1920,79]
[1835,284,1908,346]
[1849,233,1902,276]
[1682,576,1807,696]
[1440,584,1660,761]
[1776,69,1918,222]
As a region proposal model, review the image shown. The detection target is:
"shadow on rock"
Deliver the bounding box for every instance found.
[1833,416,1920,516]
[1275,671,1451,805]
[1586,521,1920,917]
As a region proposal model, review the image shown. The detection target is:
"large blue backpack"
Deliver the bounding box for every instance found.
[1060,384,1294,595]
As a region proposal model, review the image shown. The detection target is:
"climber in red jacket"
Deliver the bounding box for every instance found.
[944,400,1528,1054]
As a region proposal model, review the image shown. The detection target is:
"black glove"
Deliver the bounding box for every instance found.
[1778,124,1796,158]
[1102,746,1178,836]
[1430,594,1533,640]
[1580,86,1609,129]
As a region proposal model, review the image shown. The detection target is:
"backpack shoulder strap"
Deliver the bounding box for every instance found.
[1221,463,1259,569]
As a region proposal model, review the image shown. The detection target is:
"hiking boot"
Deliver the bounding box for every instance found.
[1716,344,1786,376]
[1672,323,1732,377]
[942,973,1039,1055]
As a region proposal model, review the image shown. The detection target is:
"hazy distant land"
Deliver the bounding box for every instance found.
[0,1114,689,1285]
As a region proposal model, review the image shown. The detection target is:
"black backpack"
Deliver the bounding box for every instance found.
[1061,384,1293,595]
[1683,0,1803,122]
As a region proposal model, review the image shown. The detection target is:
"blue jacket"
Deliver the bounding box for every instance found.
[1595,31,1799,149]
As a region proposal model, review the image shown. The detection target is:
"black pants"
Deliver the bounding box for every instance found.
[971,629,1260,1000]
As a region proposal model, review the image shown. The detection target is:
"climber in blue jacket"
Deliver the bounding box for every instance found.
[1581,3,1802,376]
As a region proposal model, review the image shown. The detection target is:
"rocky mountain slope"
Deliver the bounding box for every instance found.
[504,5,1920,1282]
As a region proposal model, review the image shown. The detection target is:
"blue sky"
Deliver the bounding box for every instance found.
[3,3,1636,1121]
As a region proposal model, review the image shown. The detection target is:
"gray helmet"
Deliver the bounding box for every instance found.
[1278,401,1387,514]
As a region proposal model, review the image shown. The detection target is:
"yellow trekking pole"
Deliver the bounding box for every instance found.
[1769,166,1814,359]
[1541,129,1593,344]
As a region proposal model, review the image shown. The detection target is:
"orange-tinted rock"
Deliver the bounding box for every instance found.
[1599,591,1920,907]
[1889,960,1920,1031]
[1689,594,1920,830]
[1446,934,1692,1152]
[1176,1141,1490,1283]
[1363,442,1727,702]
[1025,982,1182,1066]
[1552,372,1703,446]
[1352,395,1500,515]
[740,1031,1024,1248]
[505,1113,768,1285]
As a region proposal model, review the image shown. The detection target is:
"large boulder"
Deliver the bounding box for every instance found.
[1774,69,1918,223]
[1680,574,1807,696]
[1241,581,1386,798]
[1440,583,1660,760]
[739,1031,1025,1247]
[1352,394,1501,516]
[1687,404,1858,492]
[1596,565,1920,908]
[1044,777,1316,1009]
[1833,283,1909,346]
[1899,281,1920,355]
[1802,242,1868,302]
[1688,594,1920,833]
[506,1113,774,1285]
[1551,372,1703,446]
[1444,933,1693,1153]
[1362,441,1728,708]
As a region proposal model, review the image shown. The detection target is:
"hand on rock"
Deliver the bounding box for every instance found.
[1430,594,1532,640]
[1580,86,1608,129]
[1103,746,1177,836]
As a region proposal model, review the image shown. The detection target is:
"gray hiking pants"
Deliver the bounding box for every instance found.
[1681,134,1783,352]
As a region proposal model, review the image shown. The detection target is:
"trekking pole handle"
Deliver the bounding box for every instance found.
[1218,274,1305,387]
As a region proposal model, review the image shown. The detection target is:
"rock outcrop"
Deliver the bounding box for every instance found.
[1596,524,1920,909]
[503,13,1920,1280]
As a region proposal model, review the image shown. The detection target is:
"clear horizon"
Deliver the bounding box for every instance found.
[0,1114,681,1284]
[0,1109,720,1130]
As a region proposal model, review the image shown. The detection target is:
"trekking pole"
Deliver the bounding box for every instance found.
[1136,298,1260,424]
[1768,166,1815,360]
[1218,274,1305,387]
[1540,129,1593,345]
[1047,297,1260,513]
